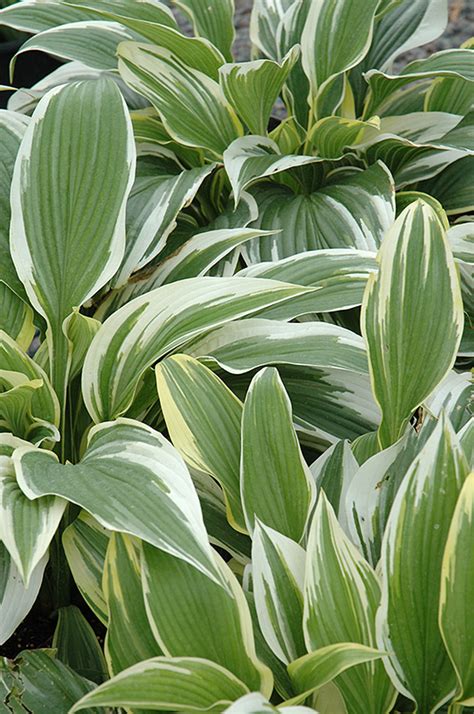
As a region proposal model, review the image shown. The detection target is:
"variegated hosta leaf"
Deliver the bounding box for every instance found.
[219,47,299,136]
[142,544,273,695]
[249,0,294,59]
[0,109,29,303]
[459,418,474,465]
[2,649,96,714]
[14,418,219,582]
[288,643,387,703]
[156,354,245,532]
[188,320,369,376]
[439,472,474,706]
[424,370,472,433]
[241,368,315,540]
[224,691,317,714]
[344,428,419,566]
[0,542,47,645]
[0,283,34,352]
[0,371,58,445]
[419,155,474,215]
[114,150,215,286]
[52,604,107,683]
[10,79,135,407]
[13,20,141,72]
[0,1,91,34]
[361,200,464,448]
[238,249,378,318]
[122,227,271,291]
[0,331,59,429]
[276,1,311,128]
[353,0,449,94]
[300,0,379,108]
[308,115,381,159]
[223,135,326,205]
[244,162,395,263]
[364,49,474,115]
[174,0,234,60]
[104,533,161,674]
[70,657,249,713]
[309,439,358,532]
[64,0,177,27]
[304,492,395,713]
[376,417,469,712]
[0,434,65,587]
[118,42,242,157]
[252,521,306,664]
[448,223,474,264]
[62,511,110,625]
[82,276,312,423]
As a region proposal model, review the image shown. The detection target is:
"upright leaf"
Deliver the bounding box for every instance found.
[174,0,235,60]
[361,200,464,448]
[219,47,299,135]
[376,417,468,712]
[241,368,315,541]
[252,522,306,664]
[52,605,107,683]
[10,79,135,409]
[118,42,242,157]
[156,354,245,531]
[304,493,395,714]
[142,544,272,695]
[439,472,474,705]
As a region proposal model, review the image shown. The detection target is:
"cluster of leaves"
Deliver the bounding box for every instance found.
[0,0,472,711]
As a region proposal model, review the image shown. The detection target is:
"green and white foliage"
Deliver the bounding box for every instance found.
[0,0,472,711]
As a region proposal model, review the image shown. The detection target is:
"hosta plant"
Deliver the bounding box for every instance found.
[0,0,472,712]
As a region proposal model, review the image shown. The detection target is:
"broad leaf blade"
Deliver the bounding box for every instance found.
[361,200,464,448]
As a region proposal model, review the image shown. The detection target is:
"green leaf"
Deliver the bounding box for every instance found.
[241,368,315,540]
[142,544,273,695]
[252,522,306,664]
[219,47,299,135]
[174,0,234,61]
[363,49,474,115]
[223,135,325,205]
[419,155,474,215]
[52,605,107,683]
[361,200,464,448]
[439,471,474,705]
[156,354,245,531]
[0,1,91,33]
[103,533,161,674]
[0,453,64,588]
[309,440,358,529]
[376,416,469,712]
[64,0,176,27]
[448,223,474,264]
[115,153,215,286]
[14,418,219,582]
[62,512,110,626]
[308,115,381,159]
[1,650,97,714]
[0,542,47,645]
[0,109,29,303]
[70,656,249,712]
[243,162,395,262]
[304,492,395,713]
[0,283,34,352]
[301,0,379,107]
[238,249,378,318]
[249,0,294,59]
[13,20,142,73]
[82,276,313,422]
[187,319,369,376]
[288,643,386,702]
[10,79,135,410]
[118,42,242,157]
[125,227,270,289]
